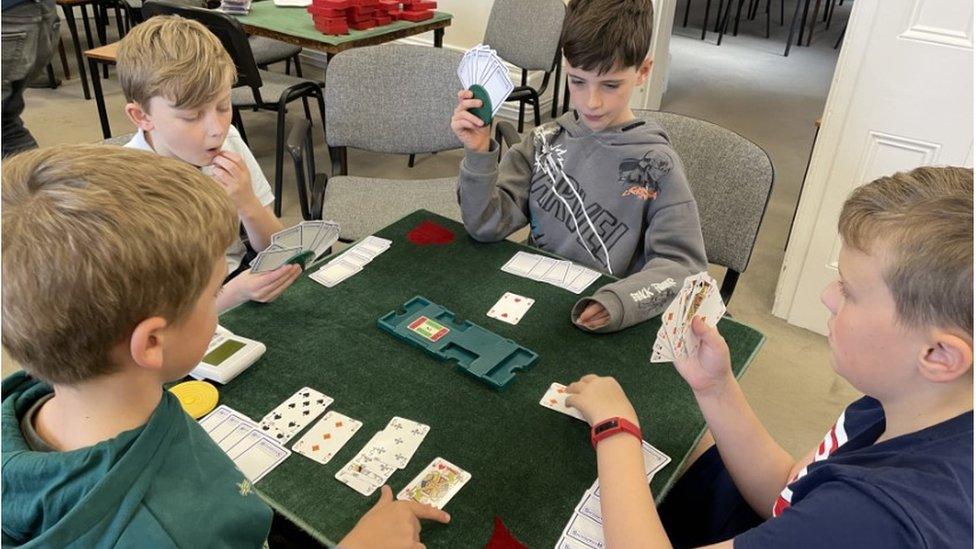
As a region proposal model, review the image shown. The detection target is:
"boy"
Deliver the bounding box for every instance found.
[451,0,707,333]
[117,15,301,313]
[1,146,450,547]
[566,166,973,547]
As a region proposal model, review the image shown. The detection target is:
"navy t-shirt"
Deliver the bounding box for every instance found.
[736,396,973,548]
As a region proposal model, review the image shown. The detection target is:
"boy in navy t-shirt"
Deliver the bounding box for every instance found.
[564,166,973,547]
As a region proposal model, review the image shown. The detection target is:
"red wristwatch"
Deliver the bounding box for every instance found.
[591,417,642,449]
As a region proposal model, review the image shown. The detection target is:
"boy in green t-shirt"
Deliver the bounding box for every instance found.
[1,145,449,547]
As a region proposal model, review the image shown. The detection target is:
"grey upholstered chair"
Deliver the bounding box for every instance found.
[634,110,773,303]
[483,0,565,133]
[319,44,464,240]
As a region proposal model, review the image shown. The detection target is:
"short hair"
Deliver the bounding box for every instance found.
[117,15,236,110]
[561,0,655,75]
[2,145,238,385]
[838,166,973,334]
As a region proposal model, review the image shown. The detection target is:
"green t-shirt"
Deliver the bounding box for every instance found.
[1,371,273,547]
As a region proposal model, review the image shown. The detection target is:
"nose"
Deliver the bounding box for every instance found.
[821,281,839,314]
[586,88,602,111]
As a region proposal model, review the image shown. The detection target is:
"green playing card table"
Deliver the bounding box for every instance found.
[216,210,765,547]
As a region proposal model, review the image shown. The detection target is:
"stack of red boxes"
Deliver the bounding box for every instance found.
[307,0,436,35]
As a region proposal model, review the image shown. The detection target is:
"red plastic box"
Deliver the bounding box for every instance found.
[399,9,432,21]
[314,19,349,34]
[307,5,346,16]
[349,19,376,29]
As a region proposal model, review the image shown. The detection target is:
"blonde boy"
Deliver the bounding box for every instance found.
[566,166,973,547]
[117,15,300,312]
[1,146,449,547]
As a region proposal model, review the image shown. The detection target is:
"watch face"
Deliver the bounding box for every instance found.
[594,419,619,435]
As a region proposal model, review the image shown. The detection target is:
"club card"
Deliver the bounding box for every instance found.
[311,260,362,288]
[539,382,585,421]
[397,457,471,509]
[336,458,390,496]
[501,251,541,276]
[487,292,535,325]
[367,416,430,468]
[225,429,290,483]
[292,411,363,465]
[258,386,333,443]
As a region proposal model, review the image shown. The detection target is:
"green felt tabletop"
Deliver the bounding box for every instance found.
[217,210,765,547]
[235,3,452,46]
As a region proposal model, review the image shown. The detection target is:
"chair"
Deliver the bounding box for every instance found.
[633,111,773,304]
[312,44,464,240]
[482,0,565,133]
[142,0,327,218]
[285,119,326,221]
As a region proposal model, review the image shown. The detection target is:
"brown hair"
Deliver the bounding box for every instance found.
[2,145,238,384]
[839,166,973,334]
[561,0,655,75]
[117,15,236,110]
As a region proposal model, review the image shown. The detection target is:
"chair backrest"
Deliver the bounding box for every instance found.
[483,0,565,71]
[635,111,773,274]
[141,0,263,95]
[323,44,463,155]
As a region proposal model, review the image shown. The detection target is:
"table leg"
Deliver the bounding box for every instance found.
[87,58,111,139]
[80,3,96,50]
[61,4,91,100]
[433,27,444,48]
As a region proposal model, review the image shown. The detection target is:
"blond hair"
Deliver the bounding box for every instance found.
[839,166,973,334]
[2,145,238,384]
[117,15,236,110]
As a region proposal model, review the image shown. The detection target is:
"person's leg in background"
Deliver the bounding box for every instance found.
[2,0,59,157]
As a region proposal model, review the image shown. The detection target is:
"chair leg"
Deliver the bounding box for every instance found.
[701,0,711,39]
[58,38,70,80]
[713,0,725,32]
[232,108,248,144]
[732,0,744,35]
[780,0,784,25]
[532,92,541,127]
[805,0,822,46]
[717,0,740,46]
[719,269,740,304]
[682,0,691,27]
[408,154,416,168]
[824,0,836,29]
[293,55,304,78]
[273,104,287,217]
[834,21,847,49]
[765,0,771,38]
[797,0,811,46]
[550,63,560,119]
[562,79,570,113]
[784,0,804,56]
[285,58,291,75]
[301,96,311,121]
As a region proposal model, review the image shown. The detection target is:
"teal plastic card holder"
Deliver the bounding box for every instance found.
[377,296,538,389]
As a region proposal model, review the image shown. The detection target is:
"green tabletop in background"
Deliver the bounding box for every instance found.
[217,210,765,547]
[235,3,452,48]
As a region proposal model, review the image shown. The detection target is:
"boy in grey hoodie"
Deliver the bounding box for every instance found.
[451,0,707,333]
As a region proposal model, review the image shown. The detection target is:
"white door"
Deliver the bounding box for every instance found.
[632,0,677,111]
[773,0,974,335]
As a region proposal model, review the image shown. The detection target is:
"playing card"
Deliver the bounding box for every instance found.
[292,411,363,465]
[565,268,601,294]
[562,513,604,549]
[397,457,471,509]
[539,382,585,421]
[311,260,362,288]
[366,416,430,469]
[487,292,535,325]
[258,387,333,444]
[357,235,392,255]
[501,251,542,276]
[575,490,602,524]
[641,440,671,479]
[201,406,259,443]
[251,244,302,273]
[272,225,303,248]
[539,260,570,286]
[309,221,341,259]
[557,536,595,549]
[332,248,373,268]
[527,256,558,281]
[481,63,515,117]
[225,429,290,483]
[336,432,398,496]
[677,276,725,359]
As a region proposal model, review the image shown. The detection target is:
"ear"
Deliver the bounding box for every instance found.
[129,316,169,373]
[636,57,653,86]
[124,101,154,132]
[918,330,973,383]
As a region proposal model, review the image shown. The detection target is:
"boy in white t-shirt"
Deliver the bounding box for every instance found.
[118,15,300,312]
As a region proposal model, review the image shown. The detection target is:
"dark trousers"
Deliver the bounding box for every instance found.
[2,0,60,158]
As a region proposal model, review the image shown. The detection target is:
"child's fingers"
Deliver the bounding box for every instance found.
[455,111,485,128]
[692,316,726,347]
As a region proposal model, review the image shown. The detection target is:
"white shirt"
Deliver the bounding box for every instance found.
[124,126,276,273]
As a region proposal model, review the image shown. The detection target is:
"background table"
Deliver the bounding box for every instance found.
[236,4,452,58]
[217,210,765,547]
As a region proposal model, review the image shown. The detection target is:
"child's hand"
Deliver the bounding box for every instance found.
[575,302,610,330]
[210,151,259,210]
[339,485,450,549]
[673,316,736,397]
[450,90,490,153]
[565,374,640,427]
[223,264,301,308]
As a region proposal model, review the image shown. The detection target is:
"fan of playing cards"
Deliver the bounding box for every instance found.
[458,44,514,125]
[251,220,340,273]
[650,272,727,363]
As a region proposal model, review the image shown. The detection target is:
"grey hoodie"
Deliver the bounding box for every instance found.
[457,112,707,332]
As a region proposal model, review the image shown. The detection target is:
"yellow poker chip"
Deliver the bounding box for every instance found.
[169,380,218,419]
